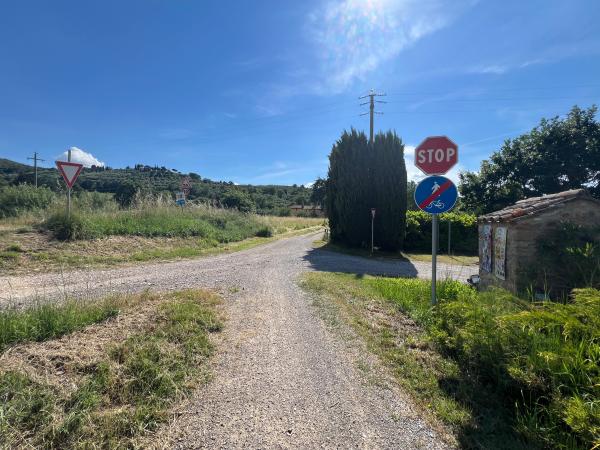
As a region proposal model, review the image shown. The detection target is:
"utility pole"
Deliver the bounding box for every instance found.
[27,152,45,188]
[359,89,386,145]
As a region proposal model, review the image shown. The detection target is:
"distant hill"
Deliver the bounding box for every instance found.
[0,159,312,215]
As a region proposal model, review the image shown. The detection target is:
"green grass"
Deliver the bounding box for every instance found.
[0,296,141,353]
[302,273,600,450]
[0,210,322,273]
[0,289,222,448]
[42,205,323,242]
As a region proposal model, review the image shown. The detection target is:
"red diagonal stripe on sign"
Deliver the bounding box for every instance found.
[419,180,453,209]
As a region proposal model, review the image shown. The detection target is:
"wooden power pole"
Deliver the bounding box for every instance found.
[359,89,386,145]
[27,152,45,188]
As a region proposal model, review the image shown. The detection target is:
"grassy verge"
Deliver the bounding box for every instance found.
[0,289,222,448]
[41,206,321,241]
[0,214,323,274]
[0,295,141,352]
[301,273,599,450]
[314,240,478,265]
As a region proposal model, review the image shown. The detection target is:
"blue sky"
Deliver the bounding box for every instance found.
[1,0,599,185]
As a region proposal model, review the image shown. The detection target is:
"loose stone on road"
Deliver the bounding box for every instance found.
[0,232,473,448]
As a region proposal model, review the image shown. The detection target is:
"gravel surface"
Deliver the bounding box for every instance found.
[0,232,475,448]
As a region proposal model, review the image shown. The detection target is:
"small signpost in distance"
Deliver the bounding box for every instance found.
[370,208,376,255]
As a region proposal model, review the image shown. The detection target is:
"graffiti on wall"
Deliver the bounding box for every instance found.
[480,224,492,273]
[494,227,507,280]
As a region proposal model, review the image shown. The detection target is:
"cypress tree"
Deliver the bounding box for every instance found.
[326,129,406,251]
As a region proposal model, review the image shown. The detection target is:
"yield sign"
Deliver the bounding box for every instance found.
[56,161,83,188]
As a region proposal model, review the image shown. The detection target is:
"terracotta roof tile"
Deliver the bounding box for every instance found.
[478,189,597,223]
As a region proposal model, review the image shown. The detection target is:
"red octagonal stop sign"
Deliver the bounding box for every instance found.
[414,136,458,175]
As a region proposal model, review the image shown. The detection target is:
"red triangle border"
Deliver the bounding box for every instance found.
[56,161,84,189]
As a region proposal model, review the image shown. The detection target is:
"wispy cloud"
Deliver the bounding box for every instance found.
[468,58,547,75]
[308,0,475,93]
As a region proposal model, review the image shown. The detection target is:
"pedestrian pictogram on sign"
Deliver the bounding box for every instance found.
[56,161,83,188]
[414,175,458,214]
[414,136,458,175]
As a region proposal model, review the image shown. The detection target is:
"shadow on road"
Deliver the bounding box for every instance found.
[302,246,419,278]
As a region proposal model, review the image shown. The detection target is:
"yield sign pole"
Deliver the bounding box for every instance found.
[56,152,83,218]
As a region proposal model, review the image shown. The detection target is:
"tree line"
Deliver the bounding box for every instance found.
[318,104,599,251]
[0,159,312,215]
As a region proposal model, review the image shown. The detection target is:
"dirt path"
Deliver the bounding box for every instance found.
[0,233,475,448]
[0,232,474,306]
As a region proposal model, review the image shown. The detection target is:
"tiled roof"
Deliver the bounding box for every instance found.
[478,189,598,223]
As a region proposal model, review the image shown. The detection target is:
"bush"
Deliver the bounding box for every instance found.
[72,191,118,212]
[531,223,600,297]
[221,190,256,213]
[0,185,57,218]
[43,212,92,241]
[367,277,600,449]
[255,226,273,238]
[404,210,477,254]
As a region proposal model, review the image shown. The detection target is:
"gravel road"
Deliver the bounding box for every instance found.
[0,232,475,448]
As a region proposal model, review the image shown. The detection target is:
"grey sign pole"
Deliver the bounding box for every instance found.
[448,219,451,255]
[67,149,72,218]
[370,209,375,255]
[431,214,438,306]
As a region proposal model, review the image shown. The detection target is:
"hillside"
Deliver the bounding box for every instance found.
[0,158,312,215]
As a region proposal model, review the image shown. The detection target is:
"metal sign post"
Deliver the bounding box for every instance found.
[370,208,376,255]
[414,135,459,307]
[67,149,72,217]
[414,174,459,307]
[448,220,452,255]
[56,154,83,219]
[432,214,438,305]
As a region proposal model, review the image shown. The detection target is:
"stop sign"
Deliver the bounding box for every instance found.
[414,136,458,175]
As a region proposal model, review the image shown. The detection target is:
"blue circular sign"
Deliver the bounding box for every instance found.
[414,175,458,214]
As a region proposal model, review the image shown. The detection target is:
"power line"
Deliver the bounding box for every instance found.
[385,82,600,97]
[385,95,600,104]
[27,152,45,188]
[359,89,386,145]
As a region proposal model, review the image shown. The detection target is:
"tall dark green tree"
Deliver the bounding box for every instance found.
[310,177,327,208]
[326,129,407,251]
[460,105,600,214]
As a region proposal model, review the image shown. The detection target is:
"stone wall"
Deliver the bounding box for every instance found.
[478,198,600,295]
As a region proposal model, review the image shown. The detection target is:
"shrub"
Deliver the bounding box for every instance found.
[368,277,600,449]
[404,210,477,254]
[42,212,92,241]
[0,185,57,218]
[532,223,600,297]
[222,190,256,213]
[255,226,273,238]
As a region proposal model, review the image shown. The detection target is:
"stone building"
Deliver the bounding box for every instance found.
[477,189,600,295]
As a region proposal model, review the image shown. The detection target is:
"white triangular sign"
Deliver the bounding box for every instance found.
[56,161,83,188]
